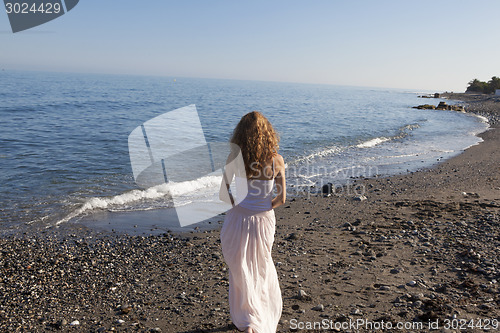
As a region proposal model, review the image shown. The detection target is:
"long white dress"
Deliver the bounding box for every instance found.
[220,176,282,333]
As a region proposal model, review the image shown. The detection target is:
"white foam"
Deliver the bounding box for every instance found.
[293,145,343,163]
[356,137,390,148]
[472,114,489,124]
[52,175,222,227]
[378,153,421,159]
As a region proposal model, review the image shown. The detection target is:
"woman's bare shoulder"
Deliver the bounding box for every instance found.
[274,154,285,166]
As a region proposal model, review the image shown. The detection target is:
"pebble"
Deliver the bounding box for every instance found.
[69,320,80,326]
[297,289,311,301]
[56,319,67,327]
[120,304,132,314]
[312,304,324,312]
[351,308,363,315]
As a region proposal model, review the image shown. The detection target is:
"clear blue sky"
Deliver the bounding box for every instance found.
[1,0,499,91]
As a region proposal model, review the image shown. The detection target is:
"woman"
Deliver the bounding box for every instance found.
[219,111,286,333]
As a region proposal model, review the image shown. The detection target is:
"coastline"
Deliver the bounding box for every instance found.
[442,92,500,125]
[1,95,499,332]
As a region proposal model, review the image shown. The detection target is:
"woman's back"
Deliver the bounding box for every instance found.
[235,177,274,211]
[235,157,275,211]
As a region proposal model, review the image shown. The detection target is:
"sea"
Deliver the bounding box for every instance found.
[0,70,489,235]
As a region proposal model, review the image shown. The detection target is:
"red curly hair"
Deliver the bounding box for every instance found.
[231,111,280,178]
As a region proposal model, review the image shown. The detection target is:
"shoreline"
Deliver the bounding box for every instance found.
[1,94,499,332]
[441,92,500,125]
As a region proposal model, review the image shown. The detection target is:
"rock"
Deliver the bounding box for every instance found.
[437,101,448,110]
[413,104,436,110]
[297,289,311,301]
[462,192,480,198]
[312,304,324,312]
[411,293,424,301]
[120,304,132,314]
[390,268,401,274]
[55,319,67,328]
[407,280,417,287]
[394,296,405,303]
[351,308,363,316]
[322,183,333,196]
[69,320,80,326]
[479,303,493,310]
[116,319,125,325]
[413,102,464,112]
[287,233,300,241]
[353,195,367,202]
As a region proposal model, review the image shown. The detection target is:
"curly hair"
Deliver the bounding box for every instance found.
[230,111,280,178]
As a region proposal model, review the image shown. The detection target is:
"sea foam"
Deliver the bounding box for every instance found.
[52,175,222,226]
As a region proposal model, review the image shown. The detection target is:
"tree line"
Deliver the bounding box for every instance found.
[466,76,500,94]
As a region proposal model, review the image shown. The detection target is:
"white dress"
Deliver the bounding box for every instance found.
[220,175,282,333]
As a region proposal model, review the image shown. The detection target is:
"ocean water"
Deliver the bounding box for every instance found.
[0,70,489,234]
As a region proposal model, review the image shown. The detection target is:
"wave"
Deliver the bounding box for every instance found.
[356,137,390,148]
[291,145,344,164]
[52,175,222,226]
[471,114,489,124]
[356,123,421,149]
[289,123,423,167]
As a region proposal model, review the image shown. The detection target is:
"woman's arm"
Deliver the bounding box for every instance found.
[272,154,286,209]
[219,155,235,205]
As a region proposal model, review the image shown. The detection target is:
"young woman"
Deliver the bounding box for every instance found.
[219,111,286,333]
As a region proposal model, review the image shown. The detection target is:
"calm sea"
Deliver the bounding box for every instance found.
[0,70,488,234]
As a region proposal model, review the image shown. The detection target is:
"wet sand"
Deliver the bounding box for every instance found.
[0,94,499,332]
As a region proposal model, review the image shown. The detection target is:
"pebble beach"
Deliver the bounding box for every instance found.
[1,94,499,332]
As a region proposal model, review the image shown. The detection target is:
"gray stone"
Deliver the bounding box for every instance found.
[312,304,324,312]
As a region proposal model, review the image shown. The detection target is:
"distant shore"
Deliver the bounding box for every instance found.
[1,94,499,332]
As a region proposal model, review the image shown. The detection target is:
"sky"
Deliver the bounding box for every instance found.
[1,0,499,91]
